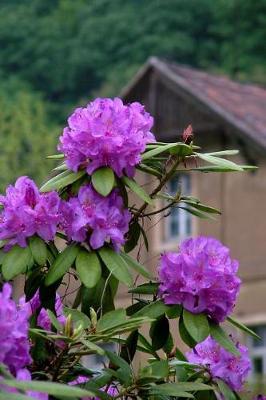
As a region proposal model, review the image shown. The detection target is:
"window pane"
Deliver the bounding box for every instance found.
[165,174,192,240]
[250,325,266,347]
[253,357,263,375]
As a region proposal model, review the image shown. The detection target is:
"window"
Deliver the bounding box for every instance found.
[248,325,266,377]
[164,174,192,241]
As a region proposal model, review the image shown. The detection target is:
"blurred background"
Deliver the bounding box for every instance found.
[0,0,265,189]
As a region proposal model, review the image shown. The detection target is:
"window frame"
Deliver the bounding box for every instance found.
[163,173,192,243]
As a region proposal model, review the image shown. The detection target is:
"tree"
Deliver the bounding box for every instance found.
[0,78,58,191]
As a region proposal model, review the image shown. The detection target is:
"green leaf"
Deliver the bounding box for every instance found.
[24,269,44,301]
[2,245,31,280]
[166,304,182,319]
[227,316,260,340]
[196,153,243,171]
[53,161,67,171]
[122,176,153,205]
[29,236,47,266]
[150,315,170,350]
[64,307,91,329]
[142,142,186,161]
[40,170,86,192]
[80,339,105,355]
[210,323,240,356]
[143,360,169,379]
[45,244,79,286]
[120,252,152,279]
[0,393,34,400]
[97,309,126,332]
[193,165,257,173]
[105,350,132,374]
[129,282,159,295]
[76,250,102,288]
[216,378,236,400]
[178,205,214,219]
[150,382,212,395]
[47,154,64,159]
[181,198,221,215]
[92,167,115,196]
[205,150,239,157]
[47,310,64,331]
[179,316,197,348]
[120,330,138,364]
[183,310,210,343]
[169,143,194,157]
[99,247,133,286]
[134,300,169,319]
[124,221,141,253]
[1,380,103,399]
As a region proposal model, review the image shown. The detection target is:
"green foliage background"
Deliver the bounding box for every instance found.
[0,0,265,190]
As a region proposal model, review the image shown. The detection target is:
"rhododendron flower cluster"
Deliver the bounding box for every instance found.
[186,336,251,391]
[58,98,155,177]
[60,184,131,250]
[22,290,66,331]
[0,283,31,375]
[0,176,61,248]
[0,284,47,399]
[158,236,241,322]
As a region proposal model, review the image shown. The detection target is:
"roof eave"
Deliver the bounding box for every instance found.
[120,57,266,155]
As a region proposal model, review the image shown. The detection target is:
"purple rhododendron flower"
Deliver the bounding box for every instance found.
[21,289,66,331]
[158,236,241,322]
[186,336,251,391]
[58,98,155,177]
[60,184,131,250]
[254,396,266,400]
[0,176,61,248]
[0,283,31,376]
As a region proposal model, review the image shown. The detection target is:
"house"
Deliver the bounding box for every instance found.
[121,57,266,376]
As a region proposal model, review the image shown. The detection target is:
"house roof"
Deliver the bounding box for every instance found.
[121,57,266,150]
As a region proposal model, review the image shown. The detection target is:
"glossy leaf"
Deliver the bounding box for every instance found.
[124,221,141,253]
[40,170,86,192]
[227,316,260,340]
[64,307,91,329]
[183,310,210,343]
[47,310,64,331]
[122,176,153,205]
[129,282,159,295]
[45,244,79,286]
[134,300,169,319]
[210,323,240,356]
[120,330,139,364]
[142,142,186,161]
[196,153,243,171]
[149,382,213,395]
[29,236,47,266]
[216,378,236,400]
[76,250,102,288]
[179,316,197,348]
[99,247,133,286]
[91,167,115,196]
[1,379,103,399]
[150,315,170,350]
[97,309,126,332]
[120,251,152,279]
[2,245,31,280]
